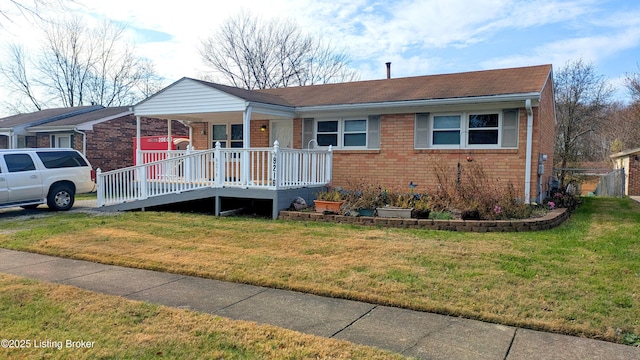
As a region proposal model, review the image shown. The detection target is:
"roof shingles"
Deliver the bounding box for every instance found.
[253,64,553,107]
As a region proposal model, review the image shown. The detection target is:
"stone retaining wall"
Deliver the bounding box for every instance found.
[279,208,570,232]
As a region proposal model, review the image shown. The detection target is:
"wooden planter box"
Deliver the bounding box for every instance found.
[376,207,413,218]
[314,200,344,213]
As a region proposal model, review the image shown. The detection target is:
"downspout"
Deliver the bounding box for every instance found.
[73,128,87,155]
[524,99,533,204]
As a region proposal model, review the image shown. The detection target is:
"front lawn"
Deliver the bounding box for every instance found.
[0,197,638,346]
[0,274,402,359]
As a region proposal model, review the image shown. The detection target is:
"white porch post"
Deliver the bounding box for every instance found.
[214,141,223,187]
[326,145,333,183]
[242,105,252,185]
[135,115,148,200]
[167,118,172,151]
[272,140,281,189]
[136,116,142,165]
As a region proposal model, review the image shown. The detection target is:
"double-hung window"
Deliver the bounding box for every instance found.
[343,119,367,147]
[310,117,378,149]
[432,115,461,145]
[316,120,339,146]
[415,110,518,149]
[468,114,499,145]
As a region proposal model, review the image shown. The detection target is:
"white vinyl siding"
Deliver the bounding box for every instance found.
[135,79,247,116]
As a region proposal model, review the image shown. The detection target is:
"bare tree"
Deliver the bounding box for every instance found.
[0,44,44,111]
[0,16,162,112]
[554,59,613,186]
[0,0,65,26]
[625,64,640,100]
[199,10,359,89]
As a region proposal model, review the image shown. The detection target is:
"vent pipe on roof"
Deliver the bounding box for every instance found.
[386,62,391,79]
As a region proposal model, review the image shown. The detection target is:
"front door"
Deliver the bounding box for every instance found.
[270,120,293,148]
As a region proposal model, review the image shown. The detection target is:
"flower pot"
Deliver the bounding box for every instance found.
[411,209,431,219]
[357,208,375,217]
[314,200,344,213]
[376,207,413,218]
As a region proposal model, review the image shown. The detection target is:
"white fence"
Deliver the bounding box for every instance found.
[97,141,332,207]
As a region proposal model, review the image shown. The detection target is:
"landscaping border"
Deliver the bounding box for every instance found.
[279,208,570,232]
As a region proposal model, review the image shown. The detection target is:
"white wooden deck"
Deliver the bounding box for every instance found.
[96,142,332,217]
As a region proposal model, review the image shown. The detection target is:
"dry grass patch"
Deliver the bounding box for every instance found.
[0,274,403,359]
[1,197,639,346]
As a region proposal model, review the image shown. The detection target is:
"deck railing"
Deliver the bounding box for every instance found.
[97,141,332,207]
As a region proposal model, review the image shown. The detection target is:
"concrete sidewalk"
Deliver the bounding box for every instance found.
[0,249,637,359]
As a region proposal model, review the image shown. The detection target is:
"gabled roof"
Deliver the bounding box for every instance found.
[133,64,553,119]
[255,64,553,108]
[190,79,294,107]
[28,106,131,131]
[0,105,104,129]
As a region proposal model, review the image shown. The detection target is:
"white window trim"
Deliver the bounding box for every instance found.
[315,117,369,149]
[50,134,73,148]
[416,111,516,150]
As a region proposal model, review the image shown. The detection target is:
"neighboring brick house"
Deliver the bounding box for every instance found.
[611,147,640,196]
[132,64,556,203]
[0,106,103,149]
[0,106,188,172]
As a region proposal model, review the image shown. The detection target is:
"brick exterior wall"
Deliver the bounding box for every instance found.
[84,116,188,171]
[187,122,207,150]
[185,72,558,202]
[323,112,530,194]
[251,120,270,147]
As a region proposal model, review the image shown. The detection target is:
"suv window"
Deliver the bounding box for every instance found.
[37,151,88,168]
[4,154,36,172]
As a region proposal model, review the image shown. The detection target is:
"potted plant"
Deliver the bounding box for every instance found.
[313,187,345,213]
[376,191,414,218]
[345,183,383,216]
[410,194,431,219]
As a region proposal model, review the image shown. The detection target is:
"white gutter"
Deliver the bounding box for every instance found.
[525,99,533,204]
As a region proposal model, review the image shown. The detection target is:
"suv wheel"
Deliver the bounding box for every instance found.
[47,184,75,211]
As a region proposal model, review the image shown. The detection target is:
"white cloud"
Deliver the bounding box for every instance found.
[1,0,639,116]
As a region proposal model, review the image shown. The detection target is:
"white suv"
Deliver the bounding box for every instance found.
[0,149,96,211]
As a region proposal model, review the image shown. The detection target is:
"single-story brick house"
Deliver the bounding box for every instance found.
[128,64,556,204]
[611,147,640,196]
[0,106,188,171]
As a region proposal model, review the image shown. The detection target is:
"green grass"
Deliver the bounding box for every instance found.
[75,192,97,200]
[0,197,639,347]
[0,274,403,359]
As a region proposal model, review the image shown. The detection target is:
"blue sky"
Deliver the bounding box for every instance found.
[2,0,640,108]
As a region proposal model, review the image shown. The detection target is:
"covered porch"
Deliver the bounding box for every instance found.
[96,78,331,218]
